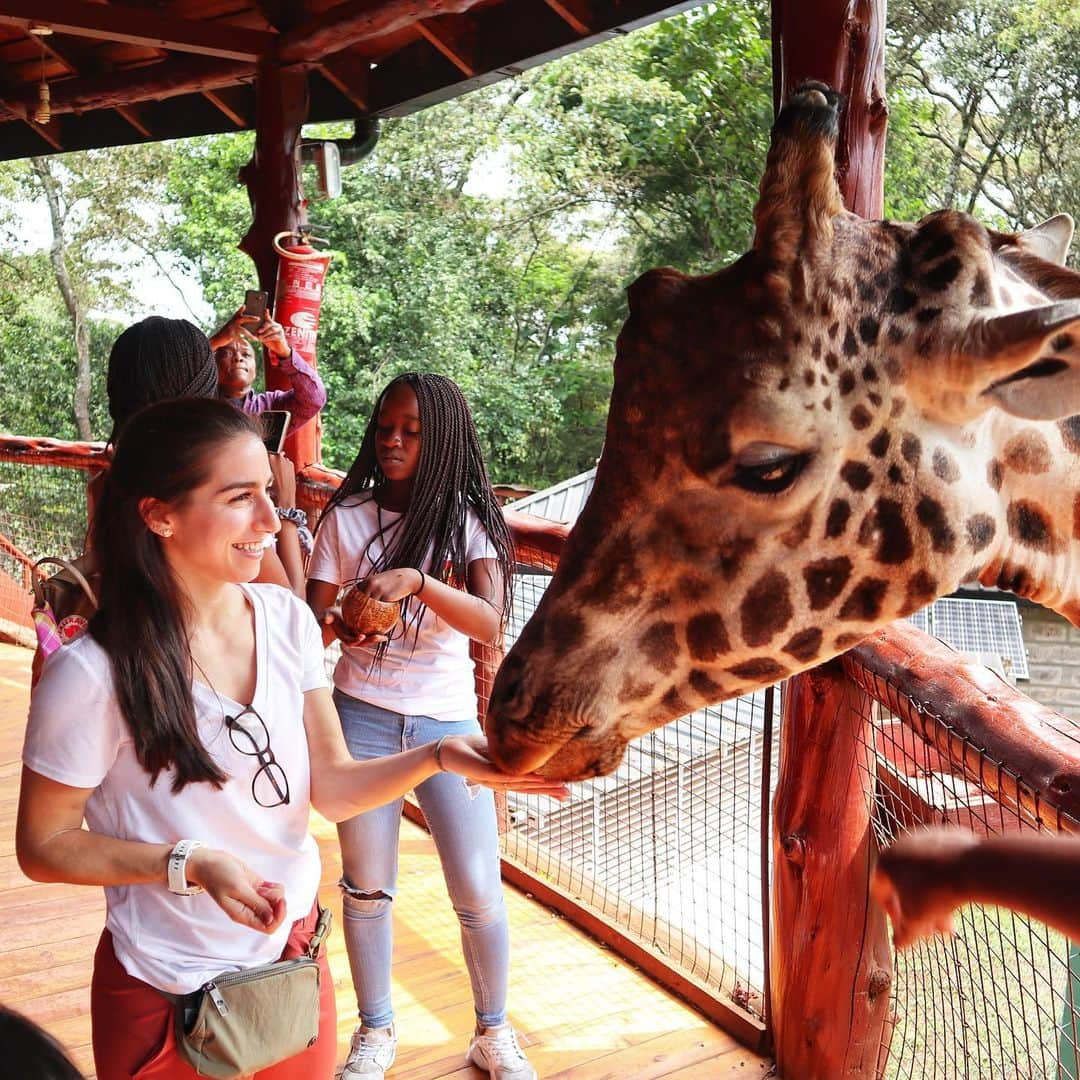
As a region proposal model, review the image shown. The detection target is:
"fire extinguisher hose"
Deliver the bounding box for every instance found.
[272,230,329,261]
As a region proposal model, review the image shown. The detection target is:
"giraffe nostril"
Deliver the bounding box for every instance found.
[492,668,531,722]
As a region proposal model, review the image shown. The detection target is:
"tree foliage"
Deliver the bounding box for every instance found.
[1,1,1077,480]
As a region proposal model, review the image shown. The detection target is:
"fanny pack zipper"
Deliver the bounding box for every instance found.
[203,956,318,1017]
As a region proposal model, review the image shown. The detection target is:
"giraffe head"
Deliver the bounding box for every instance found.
[488,83,1080,781]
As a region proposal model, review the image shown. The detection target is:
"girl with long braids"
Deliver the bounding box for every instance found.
[306,374,534,1080]
[19,398,563,1080]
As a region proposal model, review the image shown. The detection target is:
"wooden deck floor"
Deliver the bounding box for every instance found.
[0,642,772,1079]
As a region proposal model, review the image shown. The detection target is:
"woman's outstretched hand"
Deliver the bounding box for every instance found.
[437,734,571,799]
[871,827,981,948]
[186,847,287,935]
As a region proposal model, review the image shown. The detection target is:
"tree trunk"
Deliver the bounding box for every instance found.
[32,157,92,440]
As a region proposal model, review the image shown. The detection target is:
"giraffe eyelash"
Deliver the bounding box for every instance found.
[732,453,811,495]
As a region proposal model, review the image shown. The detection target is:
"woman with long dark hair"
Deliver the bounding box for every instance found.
[307,373,533,1080]
[18,398,562,1080]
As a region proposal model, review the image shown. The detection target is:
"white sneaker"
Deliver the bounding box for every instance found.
[466,1024,537,1080]
[341,1024,397,1079]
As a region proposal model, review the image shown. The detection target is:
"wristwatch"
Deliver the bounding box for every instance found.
[167,839,205,896]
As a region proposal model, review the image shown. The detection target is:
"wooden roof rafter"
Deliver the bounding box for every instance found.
[0,0,707,161]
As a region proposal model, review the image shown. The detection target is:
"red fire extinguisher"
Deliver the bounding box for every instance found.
[270,229,332,467]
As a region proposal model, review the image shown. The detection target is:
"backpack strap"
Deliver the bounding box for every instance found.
[31,556,98,611]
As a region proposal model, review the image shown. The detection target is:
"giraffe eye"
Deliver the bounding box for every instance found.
[733,452,810,495]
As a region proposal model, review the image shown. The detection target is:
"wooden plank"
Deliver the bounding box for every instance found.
[0,1,276,62]
[416,14,479,77]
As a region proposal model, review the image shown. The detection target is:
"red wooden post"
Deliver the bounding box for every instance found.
[768,2,890,1076]
[771,663,894,1077]
[238,59,322,466]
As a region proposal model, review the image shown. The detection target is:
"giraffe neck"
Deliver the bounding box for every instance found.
[968,412,1080,622]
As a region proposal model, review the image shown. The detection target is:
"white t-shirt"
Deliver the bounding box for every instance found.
[307,493,497,722]
[22,583,327,995]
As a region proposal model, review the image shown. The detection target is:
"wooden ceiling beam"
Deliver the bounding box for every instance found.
[0,0,276,62]
[202,86,250,127]
[542,0,592,35]
[11,56,254,115]
[278,0,488,63]
[114,102,151,138]
[318,54,370,111]
[416,14,479,77]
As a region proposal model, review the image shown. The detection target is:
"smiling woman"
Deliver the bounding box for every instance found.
[16,397,566,1080]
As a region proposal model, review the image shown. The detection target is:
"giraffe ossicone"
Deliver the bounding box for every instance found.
[487,82,1080,782]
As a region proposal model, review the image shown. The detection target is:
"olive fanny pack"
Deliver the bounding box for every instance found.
[172,904,331,1079]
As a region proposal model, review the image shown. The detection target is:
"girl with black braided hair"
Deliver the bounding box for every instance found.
[307,373,537,1080]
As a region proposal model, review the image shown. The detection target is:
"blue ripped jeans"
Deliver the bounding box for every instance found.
[332,690,509,1030]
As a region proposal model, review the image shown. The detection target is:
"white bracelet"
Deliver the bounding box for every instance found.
[167,839,205,896]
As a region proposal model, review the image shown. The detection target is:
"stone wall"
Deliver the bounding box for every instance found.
[1020,605,1080,724]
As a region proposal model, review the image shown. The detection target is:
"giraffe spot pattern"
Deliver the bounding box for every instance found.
[678,573,712,601]
[901,434,921,466]
[717,535,757,581]
[887,464,905,484]
[887,287,918,314]
[581,547,644,612]
[689,669,723,699]
[834,632,866,650]
[861,498,914,564]
[863,364,878,383]
[780,510,813,549]
[869,430,891,457]
[969,271,992,307]
[687,612,731,661]
[740,571,793,647]
[1002,432,1051,474]
[545,611,585,651]
[1058,417,1080,455]
[859,317,880,345]
[618,676,653,703]
[639,622,678,674]
[804,556,853,610]
[932,447,960,483]
[782,627,824,662]
[843,327,860,357]
[1007,500,1058,553]
[987,459,1004,491]
[922,256,962,291]
[838,370,856,395]
[661,686,689,715]
[916,497,957,553]
[825,499,851,538]
[841,462,873,491]
[850,405,873,430]
[966,514,996,553]
[825,352,839,372]
[906,570,937,604]
[916,307,942,324]
[838,577,889,621]
[726,658,789,682]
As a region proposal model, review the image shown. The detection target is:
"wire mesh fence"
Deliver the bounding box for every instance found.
[478,546,779,1028]
[844,653,1080,1080]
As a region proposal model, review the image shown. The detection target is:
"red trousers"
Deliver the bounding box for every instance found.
[90,906,338,1080]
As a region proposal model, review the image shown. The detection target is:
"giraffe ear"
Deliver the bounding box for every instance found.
[966,301,1080,419]
[1016,215,1075,266]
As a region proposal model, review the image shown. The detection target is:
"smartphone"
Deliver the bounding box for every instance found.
[243,289,269,321]
[260,410,291,454]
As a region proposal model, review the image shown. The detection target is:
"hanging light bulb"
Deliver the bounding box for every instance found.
[29,26,53,126]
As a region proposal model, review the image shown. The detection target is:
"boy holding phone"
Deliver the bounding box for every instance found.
[209,295,327,435]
